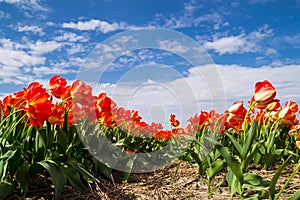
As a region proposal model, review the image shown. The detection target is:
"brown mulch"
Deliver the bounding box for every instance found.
[7,161,300,200]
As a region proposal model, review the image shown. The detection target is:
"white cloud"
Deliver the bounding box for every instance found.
[91,64,300,126]
[0,38,45,67]
[0,0,47,11]
[158,40,188,53]
[16,25,45,36]
[30,66,77,77]
[54,32,89,43]
[151,0,223,30]
[62,19,127,33]
[0,37,70,85]
[203,25,273,54]
[204,35,251,55]
[28,40,63,55]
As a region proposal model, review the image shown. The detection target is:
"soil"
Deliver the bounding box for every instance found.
[7,161,300,200]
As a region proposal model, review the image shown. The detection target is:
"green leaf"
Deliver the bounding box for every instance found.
[253,150,262,166]
[34,131,46,162]
[269,155,292,200]
[226,170,242,196]
[243,140,264,171]
[226,133,242,156]
[0,181,16,199]
[217,146,243,183]
[0,160,4,180]
[37,160,67,199]
[16,161,31,195]
[63,165,87,192]
[242,193,260,200]
[288,190,300,200]
[187,149,202,166]
[67,159,94,183]
[123,157,136,183]
[207,159,225,179]
[243,173,269,190]
[263,153,280,169]
[0,149,17,160]
[93,158,112,180]
[57,129,68,153]
[241,120,257,160]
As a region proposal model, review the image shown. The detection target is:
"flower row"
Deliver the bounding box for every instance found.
[1,76,300,146]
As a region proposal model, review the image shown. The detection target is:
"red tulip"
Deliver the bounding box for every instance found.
[49,103,64,125]
[273,106,297,127]
[71,80,93,103]
[0,100,10,118]
[3,90,25,110]
[95,93,112,114]
[49,75,67,99]
[169,114,180,127]
[153,130,172,140]
[61,85,72,101]
[23,82,52,127]
[131,110,142,122]
[227,101,247,121]
[253,80,276,107]
[265,99,281,111]
[285,100,298,113]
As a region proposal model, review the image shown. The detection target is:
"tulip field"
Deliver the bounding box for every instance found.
[1,75,300,199]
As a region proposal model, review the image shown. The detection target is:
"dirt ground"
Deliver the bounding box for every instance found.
[7,161,300,200]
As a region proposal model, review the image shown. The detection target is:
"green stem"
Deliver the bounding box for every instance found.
[266,119,280,153]
[275,161,300,200]
[0,109,23,128]
[172,160,181,183]
[242,103,255,142]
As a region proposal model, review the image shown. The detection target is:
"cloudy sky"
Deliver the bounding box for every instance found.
[1,0,300,125]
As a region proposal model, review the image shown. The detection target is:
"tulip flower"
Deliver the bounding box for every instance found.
[0,100,9,118]
[273,106,297,127]
[295,141,300,149]
[131,110,142,122]
[3,90,25,110]
[285,100,298,113]
[170,114,180,127]
[71,80,93,104]
[49,103,64,125]
[153,130,172,140]
[253,80,276,107]
[49,75,67,99]
[23,82,52,127]
[61,86,72,101]
[227,101,247,121]
[266,99,281,111]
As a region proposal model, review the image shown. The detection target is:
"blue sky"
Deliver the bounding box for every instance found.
[1,0,300,125]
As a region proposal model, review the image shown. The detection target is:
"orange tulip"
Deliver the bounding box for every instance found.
[131,110,142,122]
[295,141,300,150]
[0,100,9,118]
[70,80,92,103]
[49,103,64,125]
[266,99,281,111]
[61,85,72,101]
[253,80,276,107]
[23,82,52,127]
[285,100,298,113]
[227,101,247,121]
[49,75,67,99]
[170,114,180,127]
[3,90,25,110]
[153,130,172,140]
[273,106,297,127]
